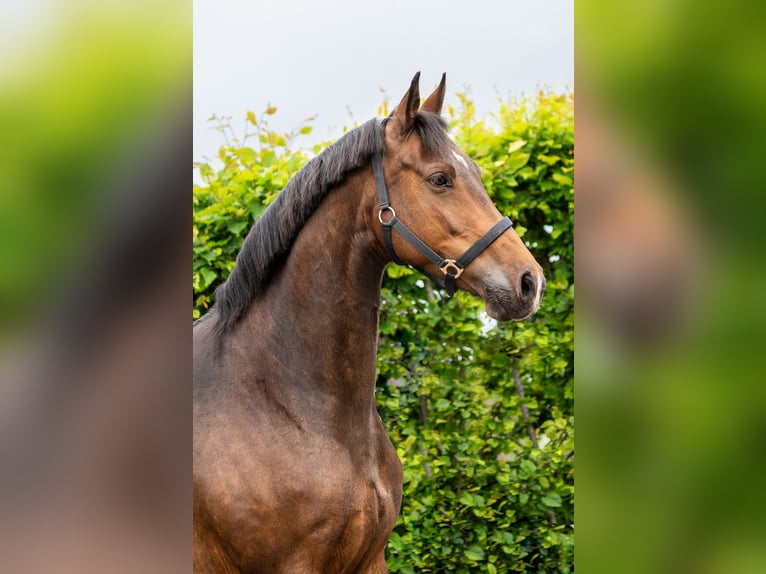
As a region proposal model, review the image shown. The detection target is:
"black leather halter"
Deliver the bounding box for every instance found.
[371,152,513,297]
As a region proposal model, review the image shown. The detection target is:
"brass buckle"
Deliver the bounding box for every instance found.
[440,259,463,278]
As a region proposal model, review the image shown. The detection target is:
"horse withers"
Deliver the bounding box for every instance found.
[193,73,544,573]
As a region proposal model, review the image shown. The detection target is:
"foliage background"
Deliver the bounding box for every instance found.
[193,92,574,573]
[577,3,766,573]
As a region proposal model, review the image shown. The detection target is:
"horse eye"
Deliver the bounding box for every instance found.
[427,173,451,188]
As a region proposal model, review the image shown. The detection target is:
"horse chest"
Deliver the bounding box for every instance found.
[278,449,401,572]
[271,436,402,545]
[199,420,402,572]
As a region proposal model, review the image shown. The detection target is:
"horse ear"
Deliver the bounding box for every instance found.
[421,73,446,115]
[391,72,421,135]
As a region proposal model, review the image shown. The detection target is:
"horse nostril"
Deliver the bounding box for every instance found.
[520,270,536,301]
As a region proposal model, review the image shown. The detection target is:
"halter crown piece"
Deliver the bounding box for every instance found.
[371,152,513,297]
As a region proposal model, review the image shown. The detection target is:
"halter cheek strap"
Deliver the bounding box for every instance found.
[371,152,513,297]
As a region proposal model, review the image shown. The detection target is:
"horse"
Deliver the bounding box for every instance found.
[193,72,545,573]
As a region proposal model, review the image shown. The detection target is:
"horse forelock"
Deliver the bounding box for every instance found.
[411,111,451,156]
[211,112,450,335]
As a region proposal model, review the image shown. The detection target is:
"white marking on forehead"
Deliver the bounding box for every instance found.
[452,150,469,169]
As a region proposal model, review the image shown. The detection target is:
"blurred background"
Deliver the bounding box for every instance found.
[0,0,190,571]
[577,1,766,572]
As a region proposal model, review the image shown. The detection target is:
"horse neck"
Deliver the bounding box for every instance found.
[234,168,387,428]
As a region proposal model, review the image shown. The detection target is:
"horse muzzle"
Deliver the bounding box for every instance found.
[482,269,545,322]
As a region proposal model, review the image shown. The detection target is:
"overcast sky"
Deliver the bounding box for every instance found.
[194,0,573,162]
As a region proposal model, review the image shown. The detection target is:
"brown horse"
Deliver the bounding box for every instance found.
[193,73,544,573]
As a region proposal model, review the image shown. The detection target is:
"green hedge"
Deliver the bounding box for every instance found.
[193,92,574,573]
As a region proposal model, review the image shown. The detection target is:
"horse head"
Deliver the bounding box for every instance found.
[374,72,545,321]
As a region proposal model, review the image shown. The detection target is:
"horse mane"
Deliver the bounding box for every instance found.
[210,112,449,335]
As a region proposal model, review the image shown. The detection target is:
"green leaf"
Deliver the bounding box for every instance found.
[464,545,485,562]
[502,152,530,174]
[538,153,561,166]
[227,220,247,235]
[199,163,214,182]
[552,172,573,186]
[435,398,451,410]
[260,149,277,167]
[507,139,526,153]
[200,267,217,289]
[542,492,562,507]
[386,265,414,279]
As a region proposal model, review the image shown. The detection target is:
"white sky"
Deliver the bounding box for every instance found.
[193,0,573,162]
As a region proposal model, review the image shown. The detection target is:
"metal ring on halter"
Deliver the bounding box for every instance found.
[378,205,396,225]
[440,260,464,278]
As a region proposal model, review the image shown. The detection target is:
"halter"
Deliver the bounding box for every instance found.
[371,152,513,297]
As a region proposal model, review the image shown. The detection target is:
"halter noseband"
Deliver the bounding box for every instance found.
[371,152,513,297]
